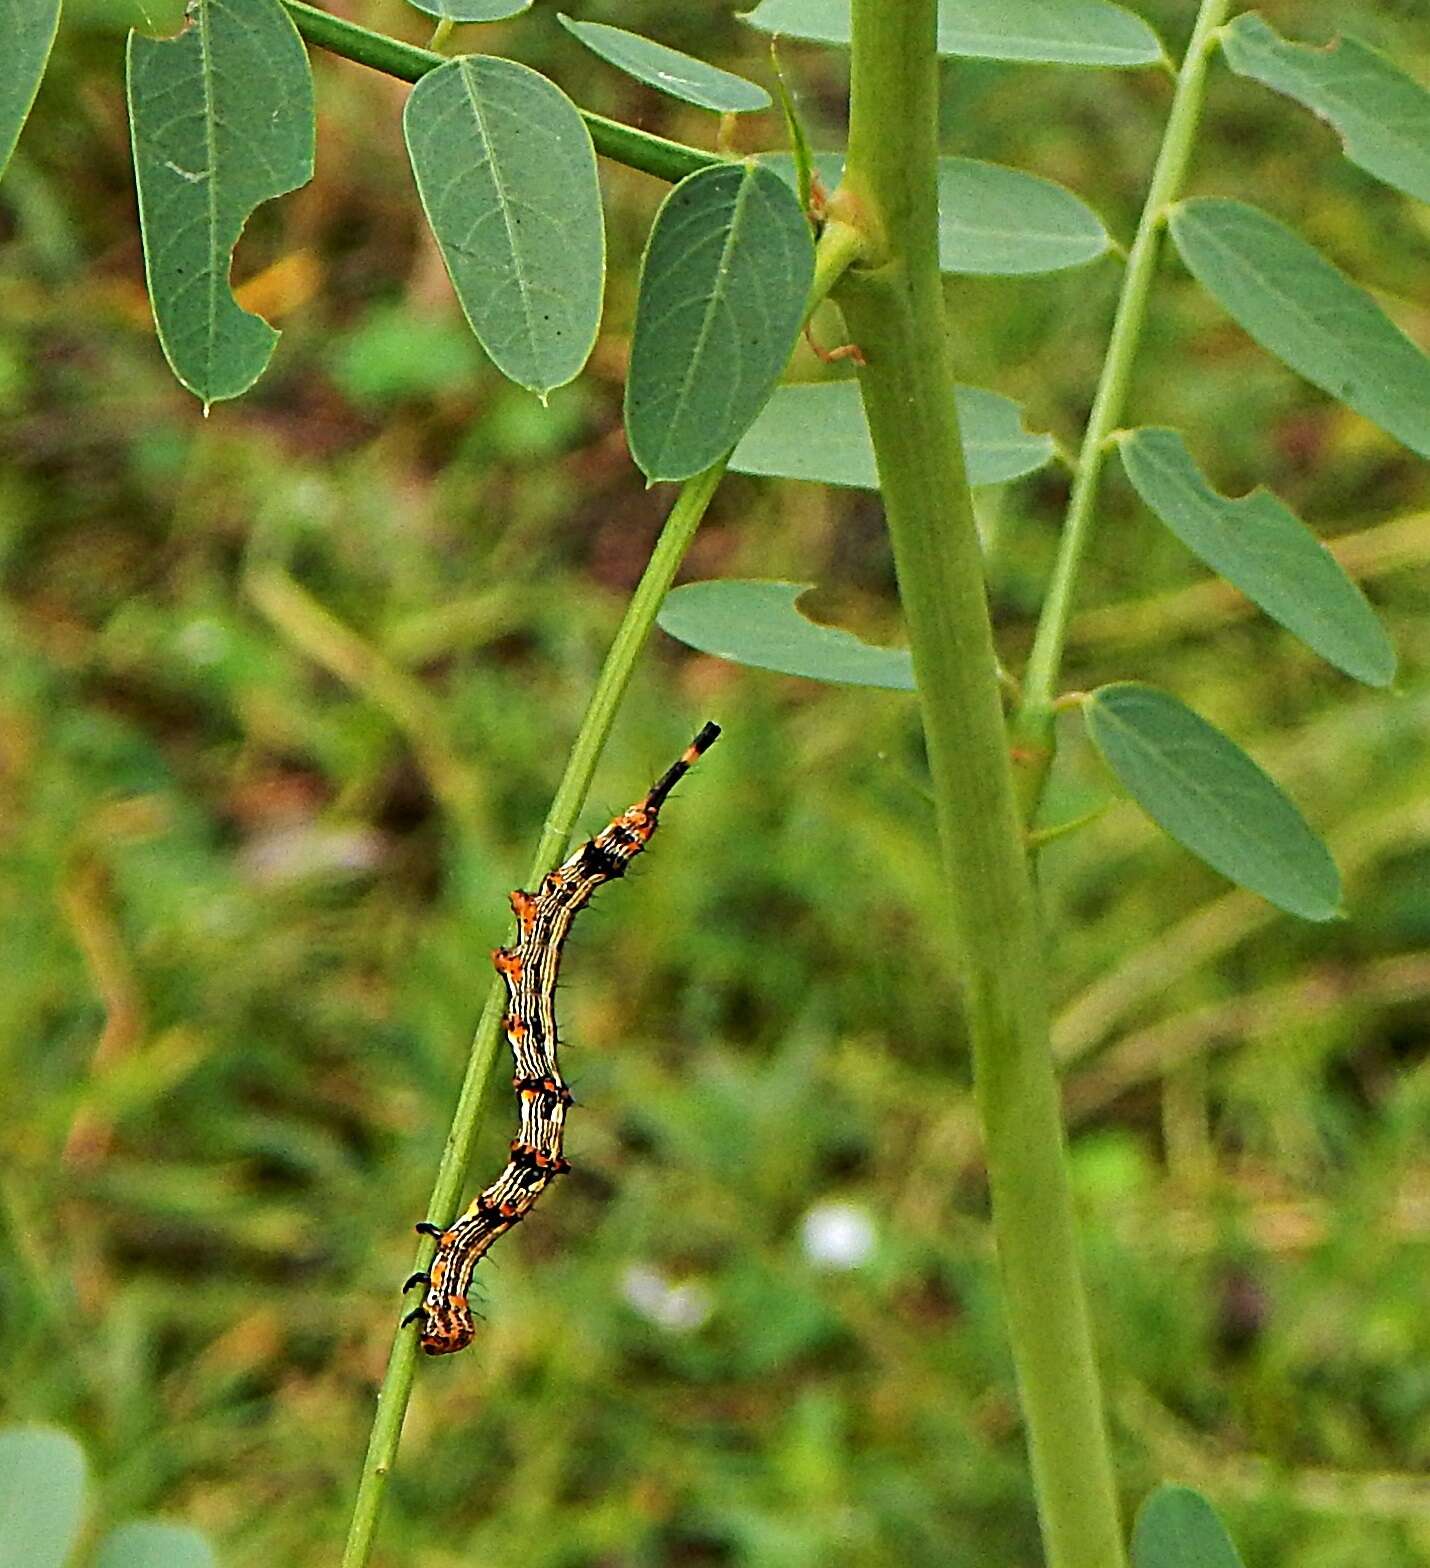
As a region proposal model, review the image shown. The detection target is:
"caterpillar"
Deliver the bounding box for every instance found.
[402,722,720,1356]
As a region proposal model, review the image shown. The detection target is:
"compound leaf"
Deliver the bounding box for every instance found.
[558,15,769,113]
[0,1426,87,1568]
[1084,683,1342,922]
[127,0,315,405]
[405,55,604,397]
[625,161,813,482]
[1169,198,1430,458]
[1132,1486,1245,1568]
[1117,427,1395,686]
[1221,13,1430,203]
[730,380,1055,488]
[0,0,60,181]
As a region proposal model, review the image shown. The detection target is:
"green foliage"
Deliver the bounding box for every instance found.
[659,580,915,690]
[729,381,1056,490]
[1083,682,1342,922]
[1168,198,1430,459]
[625,162,813,482]
[1116,428,1395,686]
[401,0,529,24]
[0,0,59,180]
[126,0,315,405]
[743,0,1164,67]
[404,56,604,397]
[0,1428,218,1568]
[1132,1486,1245,1568]
[1221,13,1430,203]
[766,153,1112,275]
[557,15,771,115]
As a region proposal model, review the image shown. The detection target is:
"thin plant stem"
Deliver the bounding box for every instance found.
[834,2,1124,1564]
[1015,0,1235,805]
[340,222,862,1568]
[280,0,720,184]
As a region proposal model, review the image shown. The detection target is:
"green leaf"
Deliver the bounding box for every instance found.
[1169,198,1430,458]
[95,1522,218,1568]
[1083,683,1342,922]
[126,0,315,406]
[625,162,813,482]
[0,0,60,181]
[1116,427,1395,687]
[1132,1485,1245,1568]
[658,580,914,689]
[763,153,1109,275]
[558,15,769,114]
[742,0,1164,68]
[0,1426,87,1568]
[729,380,1055,489]
[404,55,604,398]
[403,0,530,23]
[1220,13,1430,204]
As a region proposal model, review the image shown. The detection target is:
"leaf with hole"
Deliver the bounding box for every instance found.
[405,55,604,398]
[0,1426,87,1568]
[0,0,60,181]
[730,381,1055,489]
[558,15,769,114]
[1169,198,1430,457]
[1220,13,1430,203]
[763,153,1110,275]
[402,0,531,24]
[659,580,913,689]
[625,161,813,482]
[1132,1485,1245,1568]
[126,0,316,405]
[1117,427,1395,686]
[1083,683,1342,921]
[741,0,1163,67]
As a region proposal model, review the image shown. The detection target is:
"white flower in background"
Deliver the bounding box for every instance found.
[801,1201,877,1271]
[621,1263,712,1333]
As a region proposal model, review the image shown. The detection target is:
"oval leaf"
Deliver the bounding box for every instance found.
[405,56,604,398]
[1,0,60,180]
[95,1522,218,1568]
[558,15,770,114]
[126,0,316,405]
[730,380,1055,489]
[625,161,813,482]
[763,152,1109,275]
[659,580,914,689]
[403,0,530,23]
[1083,683,1342,921]
[1169,198,1430,458]
[1117,427,1395,686]
[742,0,1163,68]
[0,1426,87,1568]
[1221,14,1430,204]
[1132,1485,1245,1568]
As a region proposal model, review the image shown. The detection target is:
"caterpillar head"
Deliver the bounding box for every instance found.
[419,1297,476,1356]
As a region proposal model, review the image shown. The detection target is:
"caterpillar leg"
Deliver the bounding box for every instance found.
[414,1221,444,1238]
[400,1308,424,1330]
[403,1271,431,1293]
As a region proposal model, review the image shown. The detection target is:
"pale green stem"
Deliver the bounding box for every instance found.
[836,3,1124,1565]
[340,221,861,1568]
[1016,0,1235,803]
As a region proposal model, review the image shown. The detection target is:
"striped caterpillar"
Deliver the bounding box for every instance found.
[402,723,720,1356]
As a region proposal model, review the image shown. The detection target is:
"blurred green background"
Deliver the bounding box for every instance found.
[2,2,1427,1564]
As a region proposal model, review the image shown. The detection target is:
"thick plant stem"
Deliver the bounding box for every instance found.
[341,223,862,1568]
[1015,0,1234,808]
[835,4,1125,1566]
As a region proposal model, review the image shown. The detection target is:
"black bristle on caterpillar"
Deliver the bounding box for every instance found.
[408,724,720,1356]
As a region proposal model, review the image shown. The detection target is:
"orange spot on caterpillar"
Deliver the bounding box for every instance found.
[509,888,539,931]
[493,947,522,980]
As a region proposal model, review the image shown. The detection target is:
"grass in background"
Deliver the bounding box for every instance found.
[1,2,1427,1563]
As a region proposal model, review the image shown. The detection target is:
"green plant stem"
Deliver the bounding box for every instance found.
[341,221,862,1568]
[1015,0,1234,805]
[280,0,719,184]
[834,4,1125,1566]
